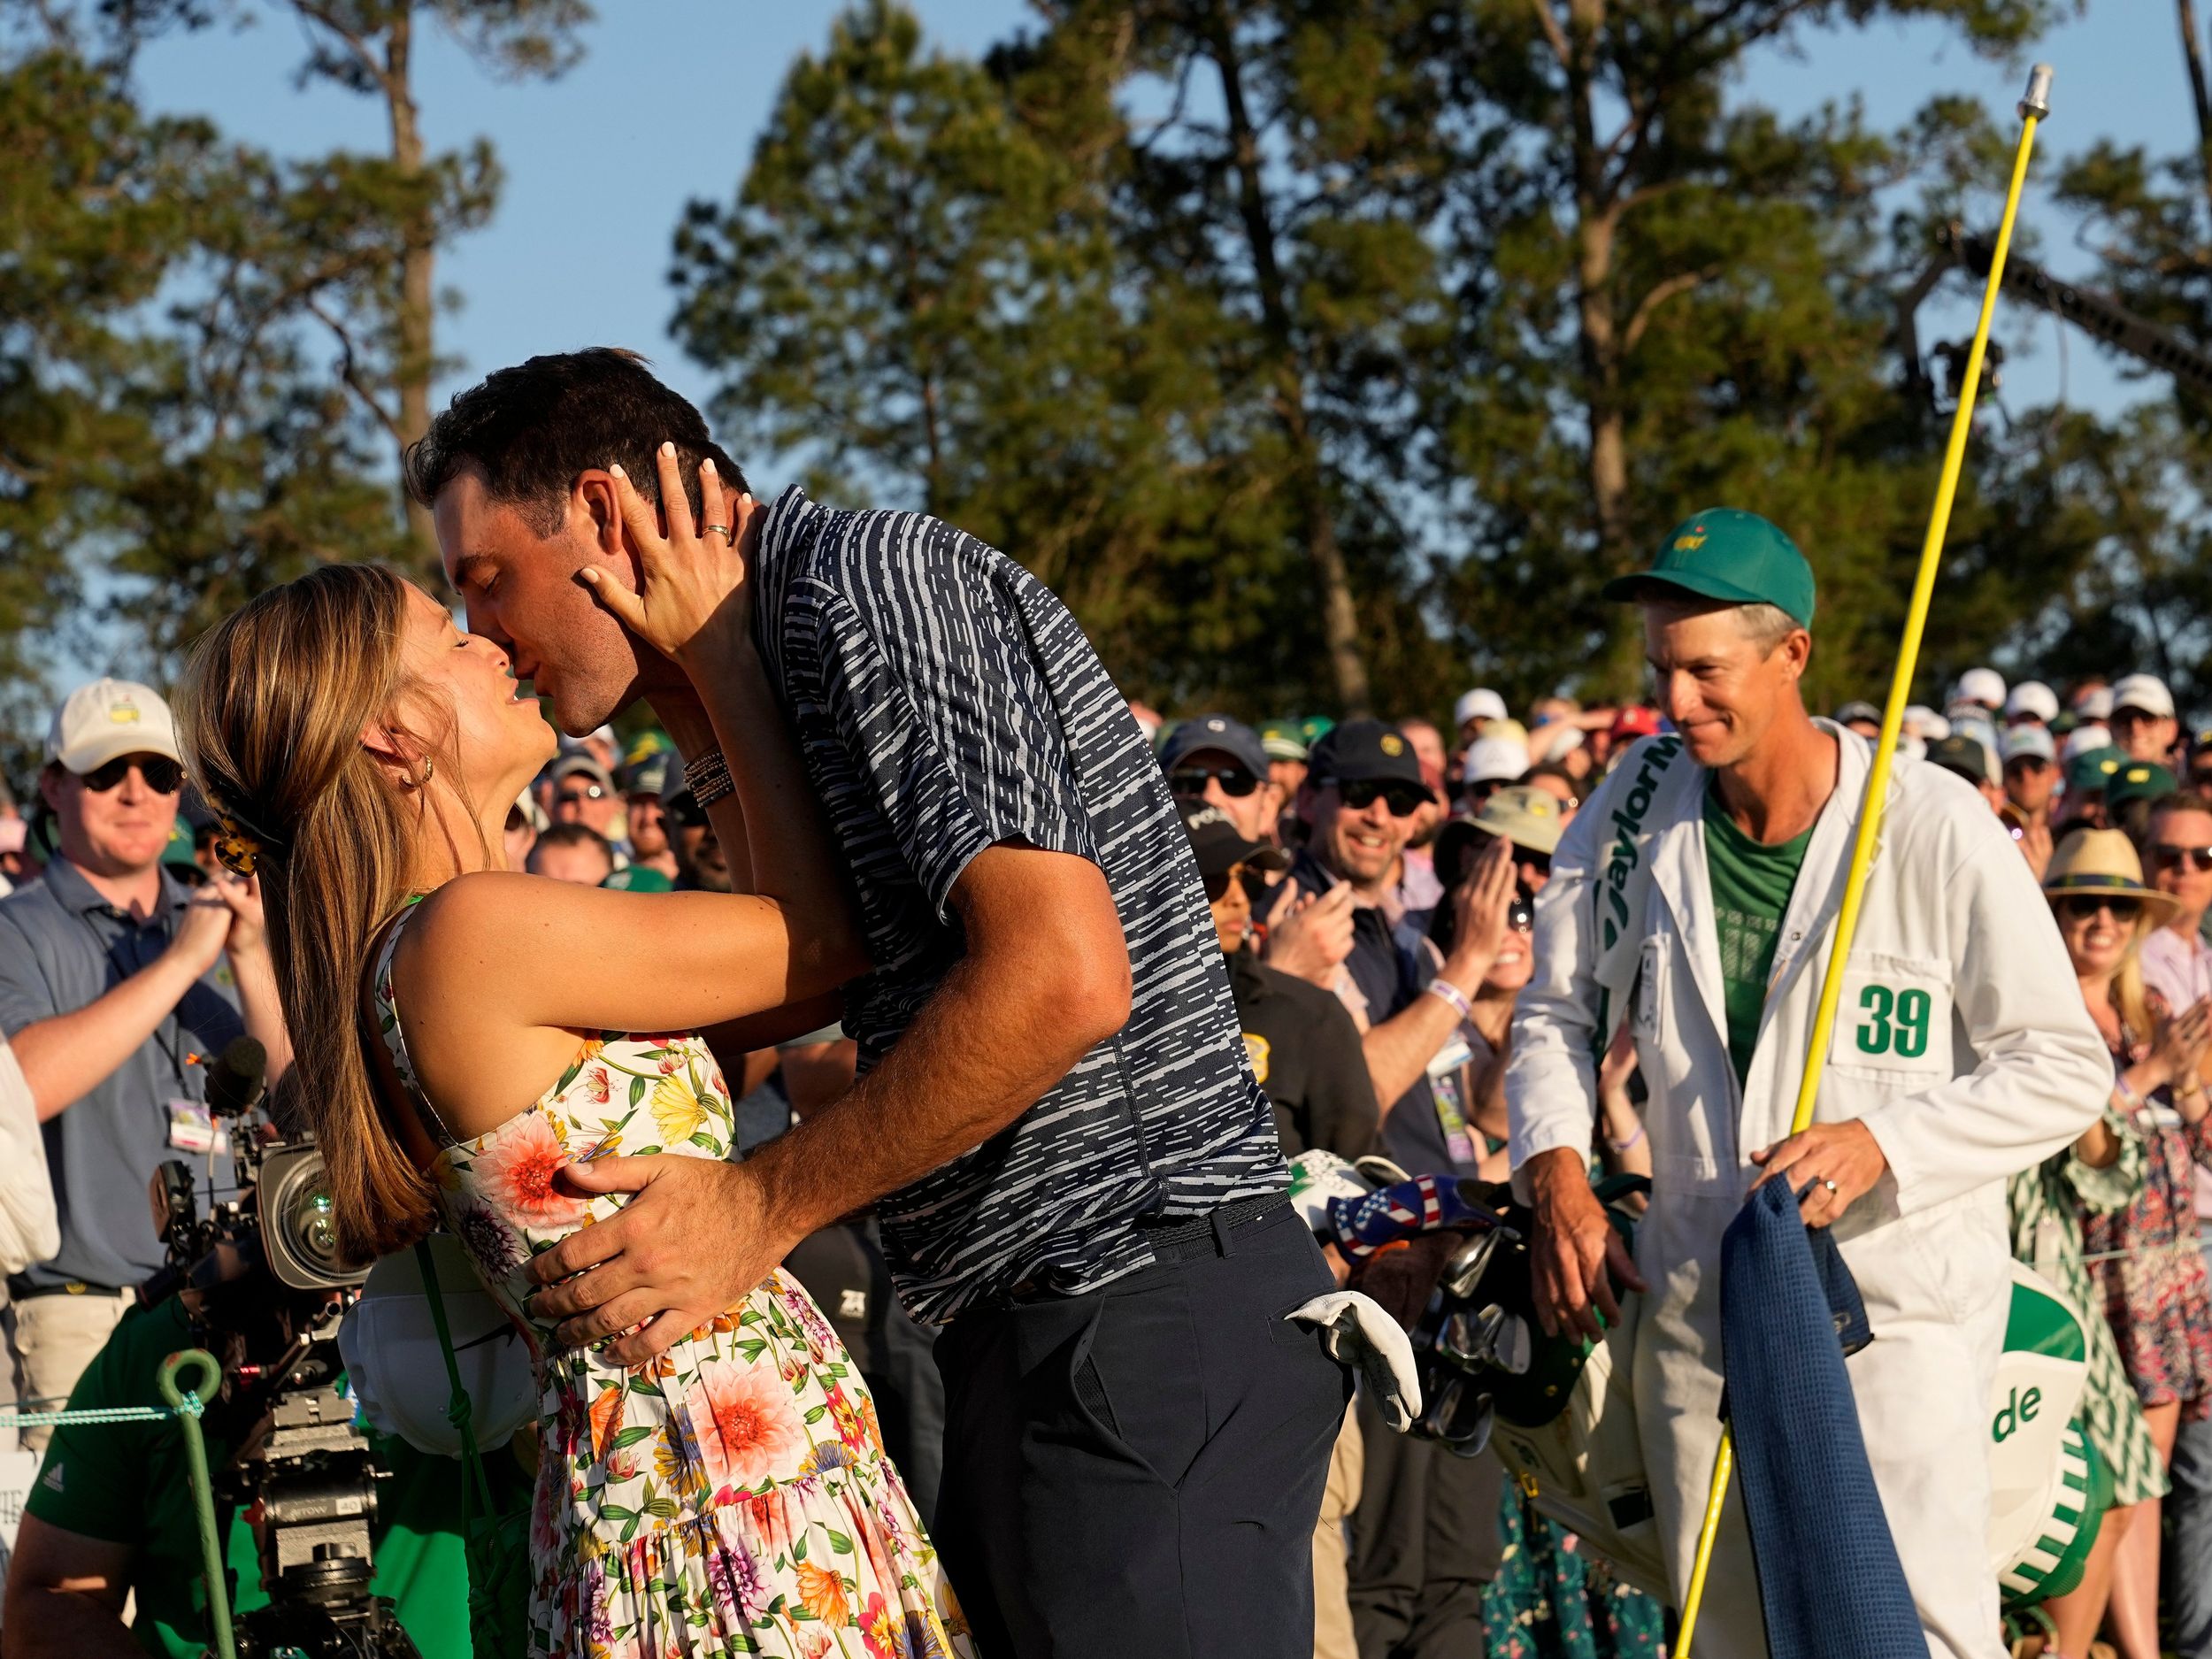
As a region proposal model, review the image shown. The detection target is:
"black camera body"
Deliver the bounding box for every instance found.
[143,1039,422,1659]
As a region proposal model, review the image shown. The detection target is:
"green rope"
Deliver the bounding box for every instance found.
[0,1403,184,1428]
[157,1348,234,1659]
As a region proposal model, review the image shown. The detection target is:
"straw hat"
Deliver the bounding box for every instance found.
[2040,828,2184,923]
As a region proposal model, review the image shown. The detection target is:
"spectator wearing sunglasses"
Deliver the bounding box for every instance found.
[0,680,288,1447]
[1159,713,1280,848]
[2001,725,2061,878]
[548,753,627,854]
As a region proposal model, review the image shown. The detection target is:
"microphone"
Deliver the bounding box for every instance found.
[204,1036,267,1120]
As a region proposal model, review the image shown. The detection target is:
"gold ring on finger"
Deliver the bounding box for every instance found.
[703,523,733,539]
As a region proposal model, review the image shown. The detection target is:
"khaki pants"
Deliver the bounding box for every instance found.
[5,1287,134,1453]
[1313,1402,1365,1659]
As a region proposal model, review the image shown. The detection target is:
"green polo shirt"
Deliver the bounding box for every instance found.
[1703,783,1813,1084]
[25,1296,507,1659]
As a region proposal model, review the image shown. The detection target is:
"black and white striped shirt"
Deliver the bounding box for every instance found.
[751,488,1286,1323]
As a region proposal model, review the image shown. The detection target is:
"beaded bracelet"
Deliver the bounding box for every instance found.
[684,748,735,809]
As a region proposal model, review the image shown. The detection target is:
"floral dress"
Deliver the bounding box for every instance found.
[372,910,973,1659]
[2081,1009,2212,1425]
[2006,1101,2170,1507]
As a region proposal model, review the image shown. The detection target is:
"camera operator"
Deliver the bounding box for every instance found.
[1,1269,504,1659]
[0,681,288,1448]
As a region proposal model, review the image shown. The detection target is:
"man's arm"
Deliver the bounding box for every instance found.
[523,843,1131,1362]
[6,895,233,1123]
[1,1516,136,1659]
[1360,841,1517,1112]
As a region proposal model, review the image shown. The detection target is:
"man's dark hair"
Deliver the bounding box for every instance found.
[529,821,614,870]
[403,348,749,535]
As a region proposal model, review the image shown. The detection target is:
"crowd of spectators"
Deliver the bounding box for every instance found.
[3,656,2210,1658]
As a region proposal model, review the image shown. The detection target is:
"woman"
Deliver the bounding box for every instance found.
[180,452,971,1659]
[2044,832,2212,1659]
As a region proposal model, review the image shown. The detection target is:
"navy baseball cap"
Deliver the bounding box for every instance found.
[1308,719,1435,798]
[1159,714,1270,778]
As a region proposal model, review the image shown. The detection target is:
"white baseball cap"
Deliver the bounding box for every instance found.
[1463,734,1530,785]
[1453,688,1508,729]
[2060,723,2112,764]
[2076,687,2115,721]
[2111,672,2177,720]
[2001,725,2057,764]
[1901,705,1949,741]
[2003,680,2059,723]
[1955,667,2006,710]
[45,678,180,775]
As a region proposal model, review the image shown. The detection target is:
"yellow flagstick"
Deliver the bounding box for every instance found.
[1672,63,2053,1656]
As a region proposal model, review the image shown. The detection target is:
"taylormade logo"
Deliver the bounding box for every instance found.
[1601,737,1681,949]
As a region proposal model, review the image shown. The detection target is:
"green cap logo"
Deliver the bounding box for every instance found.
[1601,507,1816,626]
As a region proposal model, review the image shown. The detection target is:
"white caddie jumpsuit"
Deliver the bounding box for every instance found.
[1508,723,2111,1657]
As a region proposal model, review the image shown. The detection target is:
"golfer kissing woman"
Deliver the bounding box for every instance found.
[177,449,973,1659]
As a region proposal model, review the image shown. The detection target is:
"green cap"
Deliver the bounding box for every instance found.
[162,821,197,869]
[2064,745,2126,795]
[2103,760,2177,816]
[1297,715,1336,747]
[602,864,674,893]
[1259,720,1310,763]
[1601,508,1816,626]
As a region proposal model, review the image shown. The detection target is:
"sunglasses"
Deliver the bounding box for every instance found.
[556,784,609,805]
[2057,895,2144,922]
[1337,779,1428,818]
[1169,766,1261,799]
[2150,843,2212,874]
[1508,895,1534,932]
[81,754,184,795]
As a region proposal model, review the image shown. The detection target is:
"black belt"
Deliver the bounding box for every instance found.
[6,1275,127,1302]
[1140,1192,1292,1262]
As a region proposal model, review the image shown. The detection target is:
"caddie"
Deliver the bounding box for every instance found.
[1507,509,2113,1655]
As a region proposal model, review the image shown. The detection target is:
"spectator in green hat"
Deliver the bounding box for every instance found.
[2062,745,2130,835]
[2104,759,2179,845]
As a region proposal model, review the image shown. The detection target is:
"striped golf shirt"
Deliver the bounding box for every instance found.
[750,488,1286,1323]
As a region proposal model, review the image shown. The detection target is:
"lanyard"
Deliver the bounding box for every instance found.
[75,900,199,1101]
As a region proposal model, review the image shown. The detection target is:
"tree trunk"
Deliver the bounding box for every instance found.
[384,9,441,582]
[2181,0,2212,213]
[1202,6,1372,716]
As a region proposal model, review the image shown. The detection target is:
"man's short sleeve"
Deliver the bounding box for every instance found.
[0,910,59,1041]
[807,582,1097,919]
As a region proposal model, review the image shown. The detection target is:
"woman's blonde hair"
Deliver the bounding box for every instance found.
[177,563,437,1263]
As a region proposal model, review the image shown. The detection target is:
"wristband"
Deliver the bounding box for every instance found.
[684,747,734,809]
[1606,1124,1646,1153]
[1425,979,1473,1022]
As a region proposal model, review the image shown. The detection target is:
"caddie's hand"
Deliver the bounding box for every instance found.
[1262,883,1356,988]
[523,1153,789,1365]
[1749,1118,1888,1229]
[580,443,759,672]
[1527,1146,1646,1340]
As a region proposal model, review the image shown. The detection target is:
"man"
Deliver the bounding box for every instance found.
[1451,688,1506,748]
[1261,721,1311,799]
[1160,713,1281,846]
[1457,733,1528,816]
[2110,672,2180,765]
[618,752,680,881]
[2059,743,2126,834]
[2134,792,2212,1659]
[406,347,1343,1656]
[526,821,617,887]
[662,783,729,893]
[1187,803,1375,1164]
[4,1278,506,1659]
[2004,680,2059,728]
[547,752,626,849]
[1953,665,2006,716]
[1927,732,2005,813]
[1509,508,2109,1656]
[1833,700,1883,742]
[1999,724,2060,877]
[1394,718,1451,912]
[1273,720,1505,1658]
[0,681,287,1448]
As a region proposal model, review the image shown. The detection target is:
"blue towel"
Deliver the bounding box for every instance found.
[1718,1178,1922,1658]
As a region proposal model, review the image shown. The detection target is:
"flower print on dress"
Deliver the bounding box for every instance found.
[794,1558,849,1627]
[471,1114,590,1230]
[451,1201,524,1285]
[649,1072,709,1147]
[680,1363,809,1495]
[580,1064,612,1106]
[704,1537,772,1624]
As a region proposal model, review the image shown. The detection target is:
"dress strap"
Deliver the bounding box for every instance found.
[367,902,464,1155]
